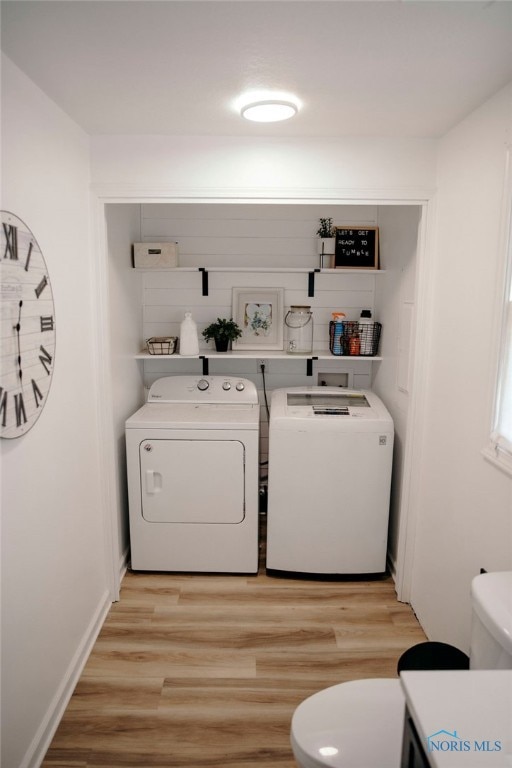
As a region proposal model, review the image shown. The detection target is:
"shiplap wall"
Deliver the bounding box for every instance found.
[138,203,381,475]
[140,203,380,349]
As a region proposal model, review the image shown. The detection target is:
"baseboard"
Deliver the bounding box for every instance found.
[20,588,112,768]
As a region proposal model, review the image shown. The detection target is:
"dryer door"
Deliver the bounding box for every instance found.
[139,439,245,523]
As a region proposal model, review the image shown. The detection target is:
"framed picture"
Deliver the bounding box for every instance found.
[232,287,284,350]
[334,226,379,269]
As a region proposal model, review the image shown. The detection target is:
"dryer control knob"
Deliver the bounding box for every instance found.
[235,381,245,391]
[222,381,231,391]
[197,378,209,391]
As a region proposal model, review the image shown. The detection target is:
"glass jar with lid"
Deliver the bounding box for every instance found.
[284,305,313,354]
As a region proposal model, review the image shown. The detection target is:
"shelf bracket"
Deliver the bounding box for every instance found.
[200,356,209,375]
[308,269,320,298]
[199,267,209,296]
[307,357,318,377]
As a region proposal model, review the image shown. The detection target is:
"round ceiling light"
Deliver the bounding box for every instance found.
[241,99,298,123]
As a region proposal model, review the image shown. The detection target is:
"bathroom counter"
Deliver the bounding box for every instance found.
[400,670,512,767]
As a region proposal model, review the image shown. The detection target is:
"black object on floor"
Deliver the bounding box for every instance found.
[397,641,470,674]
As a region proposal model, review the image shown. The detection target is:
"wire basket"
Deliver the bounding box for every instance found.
[329,321,382,356]
[146,336,178,355]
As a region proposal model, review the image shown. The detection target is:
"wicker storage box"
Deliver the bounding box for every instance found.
[146,337,178,355]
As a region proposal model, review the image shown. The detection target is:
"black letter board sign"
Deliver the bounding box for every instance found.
[334,227,379,269]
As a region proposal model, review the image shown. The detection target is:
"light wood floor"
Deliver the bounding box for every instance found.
[43,530,425,767]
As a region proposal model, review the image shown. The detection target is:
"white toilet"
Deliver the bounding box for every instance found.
[291,571,512,768]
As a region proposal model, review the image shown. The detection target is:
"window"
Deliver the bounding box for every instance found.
[486,151,512,475]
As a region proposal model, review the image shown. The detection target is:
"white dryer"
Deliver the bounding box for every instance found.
[125,376,260,573]
[266,387,393,575]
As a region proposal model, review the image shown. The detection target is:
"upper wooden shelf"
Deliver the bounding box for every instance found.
[133,266,385,297]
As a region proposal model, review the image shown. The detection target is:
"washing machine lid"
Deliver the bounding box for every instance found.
[287,391,370,414]
[270,387,393,431]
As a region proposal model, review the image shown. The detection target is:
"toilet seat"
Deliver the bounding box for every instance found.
[291,678,404,768]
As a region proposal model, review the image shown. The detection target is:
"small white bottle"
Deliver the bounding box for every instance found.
[359,310,374,355]
[179,312,199,356]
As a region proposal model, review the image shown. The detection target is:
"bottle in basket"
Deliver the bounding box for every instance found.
[359,310,374,355]
[330,312,346,355]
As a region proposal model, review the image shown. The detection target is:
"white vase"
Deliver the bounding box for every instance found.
[318,237,335,268]
[317,237,335,255]
[179,312,200,356]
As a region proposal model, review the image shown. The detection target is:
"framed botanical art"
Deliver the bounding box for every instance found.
[232,288,284,350]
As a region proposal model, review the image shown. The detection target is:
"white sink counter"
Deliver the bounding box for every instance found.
[400,670,512,767]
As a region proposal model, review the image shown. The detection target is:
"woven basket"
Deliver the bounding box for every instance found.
[146,337,177,355]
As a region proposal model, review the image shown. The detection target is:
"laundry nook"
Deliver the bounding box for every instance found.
[2,3,512,768]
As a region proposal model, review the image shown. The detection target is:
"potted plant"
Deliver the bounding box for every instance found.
[202,317,242,352]
[316,217,336,266]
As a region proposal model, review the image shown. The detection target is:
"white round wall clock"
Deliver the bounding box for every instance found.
[1,211,56,438]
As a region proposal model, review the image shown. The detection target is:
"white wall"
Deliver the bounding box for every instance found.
[0,56,111,768]
[106,204,145,569]
[409,83,512,651]
[91,135,436,196]
[373,206,421,569]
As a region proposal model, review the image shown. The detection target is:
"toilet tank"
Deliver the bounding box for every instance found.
[470,571,512,669]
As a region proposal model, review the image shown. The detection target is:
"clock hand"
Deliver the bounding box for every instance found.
[13,300,23,384]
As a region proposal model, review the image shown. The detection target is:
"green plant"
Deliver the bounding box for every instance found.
[316,217,335,238]
[202,317,242,342]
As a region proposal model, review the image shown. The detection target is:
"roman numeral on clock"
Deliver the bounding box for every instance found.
[0,388,7,427]
[14,392,27,427]
[35,275,48,299]
[3,223,18,260]
[40,315,54,332]
[25,241,33,272]
[32,379,43,408]
[39,345,53,375]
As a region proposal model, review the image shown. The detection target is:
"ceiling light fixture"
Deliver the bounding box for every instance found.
[241,99,298,123]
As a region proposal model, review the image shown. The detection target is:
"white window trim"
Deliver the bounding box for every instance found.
[483,146,512,477]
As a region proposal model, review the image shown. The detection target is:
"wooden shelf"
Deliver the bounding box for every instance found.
[135,267,384,372]
[134,266,385,297]
[135,351,382,361]
[136,350,382,375]
[134,266,385,274]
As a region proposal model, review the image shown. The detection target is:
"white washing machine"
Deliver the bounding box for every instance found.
[125,375,260,573]
[266,387,394,575]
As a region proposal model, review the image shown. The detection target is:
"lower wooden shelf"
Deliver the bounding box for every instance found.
[135,350,382,376]
[135,351,382,361]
